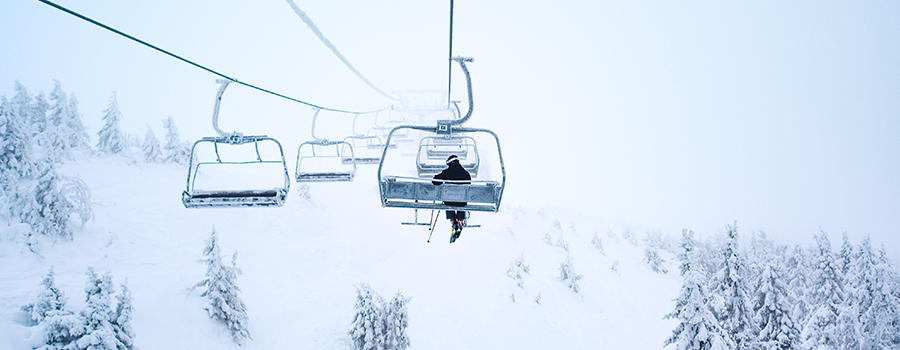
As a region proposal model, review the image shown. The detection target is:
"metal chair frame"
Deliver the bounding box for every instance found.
[182,79,290,208]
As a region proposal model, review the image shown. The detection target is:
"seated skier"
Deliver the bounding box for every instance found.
[432,154,471,243]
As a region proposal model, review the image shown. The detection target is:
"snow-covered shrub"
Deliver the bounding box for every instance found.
[507,254,530,288]
[15,167,92,239]
[591,231,604,255]
[555,235,569,252]
[558,256,583,294]
[193,228,250,342]
[643,246,668,274]
[349,285,411,350]
[349,284,385,350]
[96,91,126,154]
[383,292,410,350]
[162,116,191,166]
[29,268,134,350]
[78,268,123,350]
[22,267,67,325]
[141,126,161,163]
[112,282,136,350]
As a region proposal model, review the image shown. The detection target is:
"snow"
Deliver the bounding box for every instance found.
[1,155,682,349]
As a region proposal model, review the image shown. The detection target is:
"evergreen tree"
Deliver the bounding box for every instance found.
[96,91,126,154]
[349,284,385,350]
[65,94,91,151]
[112,281,136,350]
[44,81,74,163]
[32,91,50,138]
[12,81,35,135]
[22,267,68,325]
[665,231,736,350]
[707,224,757,350]
[0,95,37,184]
[786,245,813,328]
[162,116,190,165]
[800,232,846,350]
[141,126,161,163]
[558,255,583,293]
[16,167,72,239]
[751,264,801,350]
[194,228,250,342]
[78,268,124,350]
[383,292,410,350]
[644,246,669,274]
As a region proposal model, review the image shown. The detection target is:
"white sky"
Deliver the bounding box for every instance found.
[2,0,898,257]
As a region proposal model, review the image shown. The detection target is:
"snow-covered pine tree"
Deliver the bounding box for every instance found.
[383,292,410,350]
[558,256,583,293]
[12,81,36,136]
[349,284,385,350]
[665,230,736,350]
[845,236,900,350]
[45,80,74,163]
[162,116,190,166]
[751,263,800,350]
[112,281,136,350]
[785,245,813,329]
[194,228,250,342]
[96,91,126,154]
[141,126,161,163]
[644,246,669,274]
[78,267,124,350]
[707,223,756,350]
[32,91,50,136]
[800,232,846,350]
[677,229,697,276]
[0,95,37,186]
[65,94,92,152]
[838,232,854,276]
[16,167,74,239]
[22,267,67,325]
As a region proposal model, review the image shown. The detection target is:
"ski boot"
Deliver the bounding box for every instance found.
[450,219,462,243]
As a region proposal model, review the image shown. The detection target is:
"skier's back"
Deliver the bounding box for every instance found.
[432,155,471,243]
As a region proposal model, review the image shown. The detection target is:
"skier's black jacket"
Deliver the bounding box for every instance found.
[432,161,471,207]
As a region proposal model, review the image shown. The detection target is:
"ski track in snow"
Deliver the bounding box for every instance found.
[0,155,680,350]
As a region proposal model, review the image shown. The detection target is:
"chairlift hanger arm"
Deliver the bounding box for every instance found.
[449,57,474,126]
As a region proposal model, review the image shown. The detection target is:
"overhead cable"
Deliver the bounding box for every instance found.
[283,0,399,102]
[35,0,388,115]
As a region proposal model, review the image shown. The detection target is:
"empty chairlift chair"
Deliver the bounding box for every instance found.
[341,113,385,165]
[416,135,479,177]
[295,109,357,182]
[183,80,290,208]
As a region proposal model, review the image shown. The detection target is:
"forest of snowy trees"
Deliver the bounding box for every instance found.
[0,80,191,249]
[665,225,900,350]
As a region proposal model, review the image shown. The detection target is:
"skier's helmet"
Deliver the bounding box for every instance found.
[446,155,459,165]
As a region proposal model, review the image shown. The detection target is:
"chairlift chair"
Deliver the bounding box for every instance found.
[295,109,357,182]
[378,57,505,219]
[341,114,385,165]
[183,80,290,208]
[415,134,479,177]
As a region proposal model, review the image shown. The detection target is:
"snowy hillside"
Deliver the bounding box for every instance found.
[1,154,682,349]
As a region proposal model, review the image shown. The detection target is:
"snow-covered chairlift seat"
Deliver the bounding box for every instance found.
[295,140,356,182]
[381,176,501,212]
[183,135,290,208]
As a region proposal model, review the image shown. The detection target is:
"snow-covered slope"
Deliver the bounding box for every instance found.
[1,155,680,349]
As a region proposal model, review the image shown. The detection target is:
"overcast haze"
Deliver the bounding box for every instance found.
[2,0,898,256]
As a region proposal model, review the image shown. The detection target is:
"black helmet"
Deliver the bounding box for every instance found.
[446,155,459,165]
